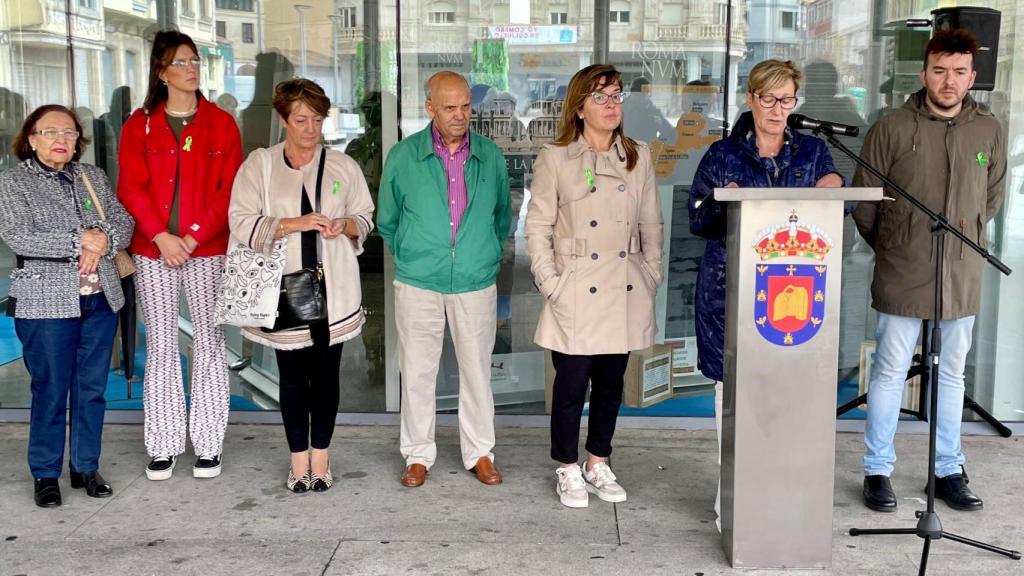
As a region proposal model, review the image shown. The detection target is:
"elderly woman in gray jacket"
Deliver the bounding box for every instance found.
[0,105,134,508]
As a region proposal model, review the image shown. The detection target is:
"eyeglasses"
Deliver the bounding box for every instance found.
[753,93,798,110]
[34,129,80,140]
[170,57,202,70]
[590,91,626,105]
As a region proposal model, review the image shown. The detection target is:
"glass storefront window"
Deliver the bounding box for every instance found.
[0,0,1021,424]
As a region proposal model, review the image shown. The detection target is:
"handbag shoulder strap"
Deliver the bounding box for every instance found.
[314,146,326,213]
[313,147,327,263]
[80,171,107,221]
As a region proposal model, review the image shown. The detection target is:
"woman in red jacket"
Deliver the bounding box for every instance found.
[117,30,242,481]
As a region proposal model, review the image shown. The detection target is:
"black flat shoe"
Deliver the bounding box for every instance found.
[34,478,62,508]
[930,467,983,511]
[863,475,897,512]
[69,471,113,498]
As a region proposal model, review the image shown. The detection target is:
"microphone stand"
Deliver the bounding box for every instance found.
[807,125,1020,575]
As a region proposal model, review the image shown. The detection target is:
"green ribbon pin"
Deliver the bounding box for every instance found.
[585,168,594,189]
[183,136,193,152]
[976,152,988,167]
[332,180,340,194]
[83,198,93,210]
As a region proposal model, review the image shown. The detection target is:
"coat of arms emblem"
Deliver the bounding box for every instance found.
[752,211,832,346]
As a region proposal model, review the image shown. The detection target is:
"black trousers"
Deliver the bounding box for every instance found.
[275,336,343,453]
[549,351,630,464]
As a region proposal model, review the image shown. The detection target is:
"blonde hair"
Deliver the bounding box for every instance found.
[746,59,802,95]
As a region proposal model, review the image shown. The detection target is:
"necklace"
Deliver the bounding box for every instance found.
[166,105,197,117]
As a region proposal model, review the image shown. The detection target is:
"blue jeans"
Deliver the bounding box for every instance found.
[15,294,118,478]
[864,312,973,478]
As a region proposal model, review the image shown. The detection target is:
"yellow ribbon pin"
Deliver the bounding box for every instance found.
[183,136,193,152]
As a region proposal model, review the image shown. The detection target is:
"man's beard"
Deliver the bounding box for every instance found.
[925,87,963,114]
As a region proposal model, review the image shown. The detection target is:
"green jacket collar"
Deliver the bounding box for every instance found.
[415,122,486,161]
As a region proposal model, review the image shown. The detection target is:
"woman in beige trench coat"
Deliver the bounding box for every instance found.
[525,64,664,509]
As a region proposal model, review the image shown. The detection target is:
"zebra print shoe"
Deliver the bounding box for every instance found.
[286,470,312,493]
[311,468,333,492]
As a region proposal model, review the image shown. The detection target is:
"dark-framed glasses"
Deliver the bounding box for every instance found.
[34,129,80,140]
[590,91,627,105]
[753,93,798,110]
[170,57,202,70]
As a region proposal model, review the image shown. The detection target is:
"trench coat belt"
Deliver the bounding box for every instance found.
[553,236,643,256]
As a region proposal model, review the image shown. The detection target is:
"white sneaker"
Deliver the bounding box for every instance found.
[583,461,627,503]
[555,464,589,508]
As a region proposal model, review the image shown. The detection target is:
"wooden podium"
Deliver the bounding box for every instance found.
[715,187,882,568]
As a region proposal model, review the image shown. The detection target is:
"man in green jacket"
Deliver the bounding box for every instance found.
[377,71,511,488]
[854,30,1006,514]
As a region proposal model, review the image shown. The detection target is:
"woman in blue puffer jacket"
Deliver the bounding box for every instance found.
[688,59,843,531]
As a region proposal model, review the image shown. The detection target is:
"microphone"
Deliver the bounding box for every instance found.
[787,114,860,137]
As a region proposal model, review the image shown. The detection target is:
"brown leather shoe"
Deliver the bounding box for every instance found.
[400,463,427,487]
[470,457,502,485]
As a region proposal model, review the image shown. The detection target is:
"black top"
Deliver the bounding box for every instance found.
[281,149,325,270]
[165,112,194,235]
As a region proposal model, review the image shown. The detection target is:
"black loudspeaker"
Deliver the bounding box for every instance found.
[931,7,1000,91]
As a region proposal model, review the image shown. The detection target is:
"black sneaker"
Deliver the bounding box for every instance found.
[146,456,175,481]
[193,455,222,479]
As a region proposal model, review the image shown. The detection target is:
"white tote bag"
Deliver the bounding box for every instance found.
[215,149,287,328]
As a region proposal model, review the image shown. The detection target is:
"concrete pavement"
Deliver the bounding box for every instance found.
[1,423,1021,575]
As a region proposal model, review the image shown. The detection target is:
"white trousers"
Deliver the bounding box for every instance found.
[395,281,497,470]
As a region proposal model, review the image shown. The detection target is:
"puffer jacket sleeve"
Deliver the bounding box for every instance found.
[689,141,728,240]
[810,139,845,185]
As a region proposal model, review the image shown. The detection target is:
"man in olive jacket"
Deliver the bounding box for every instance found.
[853,30,1006,513]
[377,71,511,488]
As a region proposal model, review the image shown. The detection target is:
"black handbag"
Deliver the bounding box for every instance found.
[271,148,329,331]
[274,264,326,330]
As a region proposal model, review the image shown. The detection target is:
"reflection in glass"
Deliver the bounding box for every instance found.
[0,1,1020,421]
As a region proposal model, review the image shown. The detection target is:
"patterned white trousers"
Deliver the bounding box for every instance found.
[134,255,229,458]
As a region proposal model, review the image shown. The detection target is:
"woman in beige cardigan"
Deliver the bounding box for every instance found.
[525,64,664,509]
[228,79,374,493]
